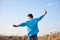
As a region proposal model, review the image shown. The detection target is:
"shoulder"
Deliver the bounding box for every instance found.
[33,18,38,20]
[32,18,38,21]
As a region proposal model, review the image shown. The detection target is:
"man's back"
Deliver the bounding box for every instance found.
[26,18,39,36]
[25,14,44,36]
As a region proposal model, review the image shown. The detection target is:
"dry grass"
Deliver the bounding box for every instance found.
[0,32,60,40]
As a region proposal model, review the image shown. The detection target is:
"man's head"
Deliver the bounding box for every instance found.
[27,13,33,19]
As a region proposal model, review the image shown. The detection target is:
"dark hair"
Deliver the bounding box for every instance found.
[28,14,33,18]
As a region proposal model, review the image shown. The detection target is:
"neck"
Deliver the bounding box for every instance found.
[29,18,33,20]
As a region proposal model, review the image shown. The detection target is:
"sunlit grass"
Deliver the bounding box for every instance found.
[0,32,60,40]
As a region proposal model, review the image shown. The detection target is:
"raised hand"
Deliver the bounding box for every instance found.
[44,9,47,14]
[43,9,47,16]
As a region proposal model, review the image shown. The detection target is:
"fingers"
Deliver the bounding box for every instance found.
[45,11,47,14]
[44,9,47,14]
[43,9,46,12]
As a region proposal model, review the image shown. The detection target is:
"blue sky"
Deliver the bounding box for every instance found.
[0,0,60,36]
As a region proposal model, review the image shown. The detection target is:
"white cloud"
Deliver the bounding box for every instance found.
[48,3,55,6]
[47,2,59,7]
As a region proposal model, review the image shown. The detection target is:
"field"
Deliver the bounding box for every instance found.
[0,32,60,40]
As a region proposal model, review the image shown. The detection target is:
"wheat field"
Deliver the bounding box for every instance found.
[0,32,60,40]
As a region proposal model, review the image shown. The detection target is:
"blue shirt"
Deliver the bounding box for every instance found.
[20,15,44,36]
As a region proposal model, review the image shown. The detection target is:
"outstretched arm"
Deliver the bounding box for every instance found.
[37,9,47,22]
[13,22,26,27]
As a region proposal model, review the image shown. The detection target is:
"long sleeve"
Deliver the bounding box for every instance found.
[37,15,44,22]
[19,22,27,27]
[37,9,47,22]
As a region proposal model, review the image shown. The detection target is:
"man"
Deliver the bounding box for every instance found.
[13,9,47,40]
